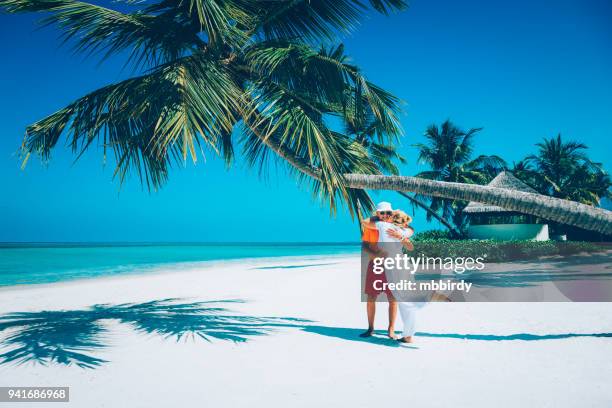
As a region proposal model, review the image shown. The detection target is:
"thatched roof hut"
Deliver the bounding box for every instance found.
[463,171,538,214]
[464,171,549,240]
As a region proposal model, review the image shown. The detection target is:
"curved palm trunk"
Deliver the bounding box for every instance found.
[345,174,612,235]
[396,191,462,237]
[253,135,612,235]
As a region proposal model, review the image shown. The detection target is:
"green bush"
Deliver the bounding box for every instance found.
[412,230,454,241]
[409,239,607,262]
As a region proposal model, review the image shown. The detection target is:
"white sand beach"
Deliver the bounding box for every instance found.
[1,254,612,407]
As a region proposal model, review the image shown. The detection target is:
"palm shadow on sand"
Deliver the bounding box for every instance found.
[0,299,307,369]
[1,299,611,368]
[300,326,408,348]
[299,326,611,346]
[416,332,612,341]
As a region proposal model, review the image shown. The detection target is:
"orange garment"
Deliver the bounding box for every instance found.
[361,222,379,243]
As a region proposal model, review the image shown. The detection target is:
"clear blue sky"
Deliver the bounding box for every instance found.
[1,0,610,242]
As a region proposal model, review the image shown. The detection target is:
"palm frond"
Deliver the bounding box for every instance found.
[454,127,482,163]
[145,0,249,48]
[0,0,204,67]
[245,41,403,140]
[248,0,406,42]
[367,142,405,175]
[240,85,380,216]
[367,0,408,14]
[21,55,241,190]
[468,154,507,171]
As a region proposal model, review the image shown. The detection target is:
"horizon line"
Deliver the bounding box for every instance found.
[0,241,362,246]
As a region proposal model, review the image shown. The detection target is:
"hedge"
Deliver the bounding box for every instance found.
[409,239,607,262]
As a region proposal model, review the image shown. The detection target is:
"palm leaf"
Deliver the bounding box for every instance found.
[246,41,403,140]
[20,55,241,189]
[0,0,204,67]
[248,0,406,42]
[145,0,249,47]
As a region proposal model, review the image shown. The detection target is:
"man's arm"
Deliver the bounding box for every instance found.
[361,219,384,257]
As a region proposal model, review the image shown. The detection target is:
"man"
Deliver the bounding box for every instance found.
[360,201,398,339]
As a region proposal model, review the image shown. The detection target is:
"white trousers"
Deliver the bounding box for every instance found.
[397,302,425,338]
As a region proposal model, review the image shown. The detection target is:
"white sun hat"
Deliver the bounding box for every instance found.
[375,202,393,212]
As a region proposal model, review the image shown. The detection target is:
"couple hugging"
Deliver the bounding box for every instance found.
[361,201,424,344]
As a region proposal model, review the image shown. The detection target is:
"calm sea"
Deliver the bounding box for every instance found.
[0,243,360,287]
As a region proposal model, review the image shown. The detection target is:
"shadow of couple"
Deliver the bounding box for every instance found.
[0,298,610,368]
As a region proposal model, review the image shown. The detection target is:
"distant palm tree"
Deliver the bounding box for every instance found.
[509,159,539,190]
[414,120,506,234]
[522,134,611,206]
[2,0,612,234]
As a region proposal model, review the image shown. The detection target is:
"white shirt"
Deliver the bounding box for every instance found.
[375,221,406,243]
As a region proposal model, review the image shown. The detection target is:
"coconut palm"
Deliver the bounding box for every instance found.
[4,0,407,217]
[3,0,612,234]
[522,134,611,206]
[413,120,506,235]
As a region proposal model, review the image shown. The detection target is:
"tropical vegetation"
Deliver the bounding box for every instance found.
[409,126,611,238]
[514,134,611,207]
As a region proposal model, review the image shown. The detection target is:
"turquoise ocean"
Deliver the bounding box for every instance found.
[0,243,360,287]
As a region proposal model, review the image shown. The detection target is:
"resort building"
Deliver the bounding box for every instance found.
[463,171,550,241]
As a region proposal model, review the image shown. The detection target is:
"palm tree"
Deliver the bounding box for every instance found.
[6,0,407,217]
[511,134,612,235]
[3,0,612,235]
[523,134,611,206]
[413,120,506,235]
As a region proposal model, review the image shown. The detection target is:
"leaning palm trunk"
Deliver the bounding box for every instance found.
[345,174,612,235]
[257,137,612,235]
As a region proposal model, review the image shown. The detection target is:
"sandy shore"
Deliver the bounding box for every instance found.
[1,254,611,407]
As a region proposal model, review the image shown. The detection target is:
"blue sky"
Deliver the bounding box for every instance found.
[0,0,610,242]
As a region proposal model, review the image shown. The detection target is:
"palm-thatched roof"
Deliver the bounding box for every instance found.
[463,171,538,214]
